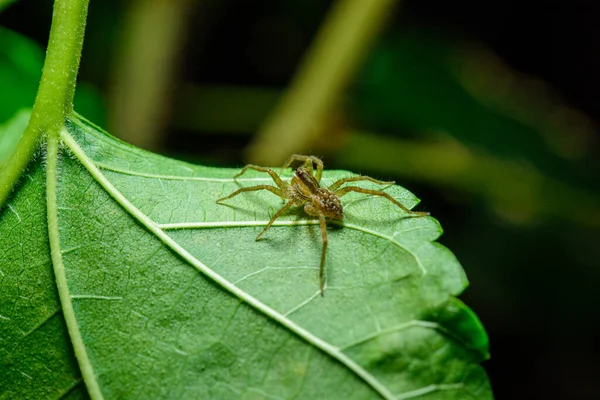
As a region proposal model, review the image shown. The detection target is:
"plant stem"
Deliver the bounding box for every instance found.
[247,0,399,165]
[0,0,89,207]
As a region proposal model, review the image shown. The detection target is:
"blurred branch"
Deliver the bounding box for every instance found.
[108,0,195,150]
[247,0,399,165]
[336,132,600,227]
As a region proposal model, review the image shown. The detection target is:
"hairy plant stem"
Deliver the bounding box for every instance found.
[0,0,89,207]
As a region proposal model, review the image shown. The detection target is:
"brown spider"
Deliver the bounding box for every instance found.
[216,155,429,295]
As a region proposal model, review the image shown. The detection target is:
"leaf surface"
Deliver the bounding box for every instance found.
[0,115,492,399]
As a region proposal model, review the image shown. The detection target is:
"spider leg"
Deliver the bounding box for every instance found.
[216,185,286,203]
[316,211,328,296]
[256,200,297,240]
[234,165,288,191]
[335,186,429,216]
[328,175,394,192]
[304,203,329,295]
[280,155,324,182]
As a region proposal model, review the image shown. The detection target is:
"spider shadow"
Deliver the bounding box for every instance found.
[341,195,426,225]
[216,188,287,219]
[217,198,323,246]
[257,206,339,256]
[343,210,425,225]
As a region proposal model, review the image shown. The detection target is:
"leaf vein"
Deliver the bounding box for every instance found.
[339,320,468,352]
[70,295,123,300]
[48,131,104,400]
[284,291,321,317]
[234,266,317,285]
[160,220,426,276]
[22,308,60,338]
[97,162,288,183]
[396,383,464,399]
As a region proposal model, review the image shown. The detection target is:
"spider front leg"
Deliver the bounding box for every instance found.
[304,203,328,296]
[316,212,328,296]
[335,186,430,217]
[328,175,394,192]
[216,185,286,203]
[280,155,324,182]
[234,164,288,190]
[255,200,299,240]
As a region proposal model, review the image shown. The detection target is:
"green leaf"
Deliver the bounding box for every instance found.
[0,108,30,166]
[0,154,85,399]
[1,114,492,399]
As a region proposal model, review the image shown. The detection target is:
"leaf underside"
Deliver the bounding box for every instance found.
[0,115,492,399]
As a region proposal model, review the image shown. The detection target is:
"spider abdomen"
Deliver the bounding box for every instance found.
[312,188,344,220]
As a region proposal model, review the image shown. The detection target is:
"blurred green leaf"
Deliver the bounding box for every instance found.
[0,108,29,165]
[0,26,106,126]
[0,114,492,399]
[0,0,17,13]
[352,29,598,188]
[0,27,43,123]
[73,81,106,128]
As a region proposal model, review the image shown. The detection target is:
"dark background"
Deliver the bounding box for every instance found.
[2,1,599,399]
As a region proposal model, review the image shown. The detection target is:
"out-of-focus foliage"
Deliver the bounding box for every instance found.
[0,0,17,14]
[0,26,106,127]
[351,29,598,190]
[0,108,29,165]
[0,27,41,123]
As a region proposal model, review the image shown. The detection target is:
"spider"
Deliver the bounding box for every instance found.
[216,155,429,295]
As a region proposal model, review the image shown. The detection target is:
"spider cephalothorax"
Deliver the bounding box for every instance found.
[217,155,429,295]
[289,167,344,220]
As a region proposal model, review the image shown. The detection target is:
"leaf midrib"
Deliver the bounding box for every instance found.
[47,133,104,400]
[60,128,398,400]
